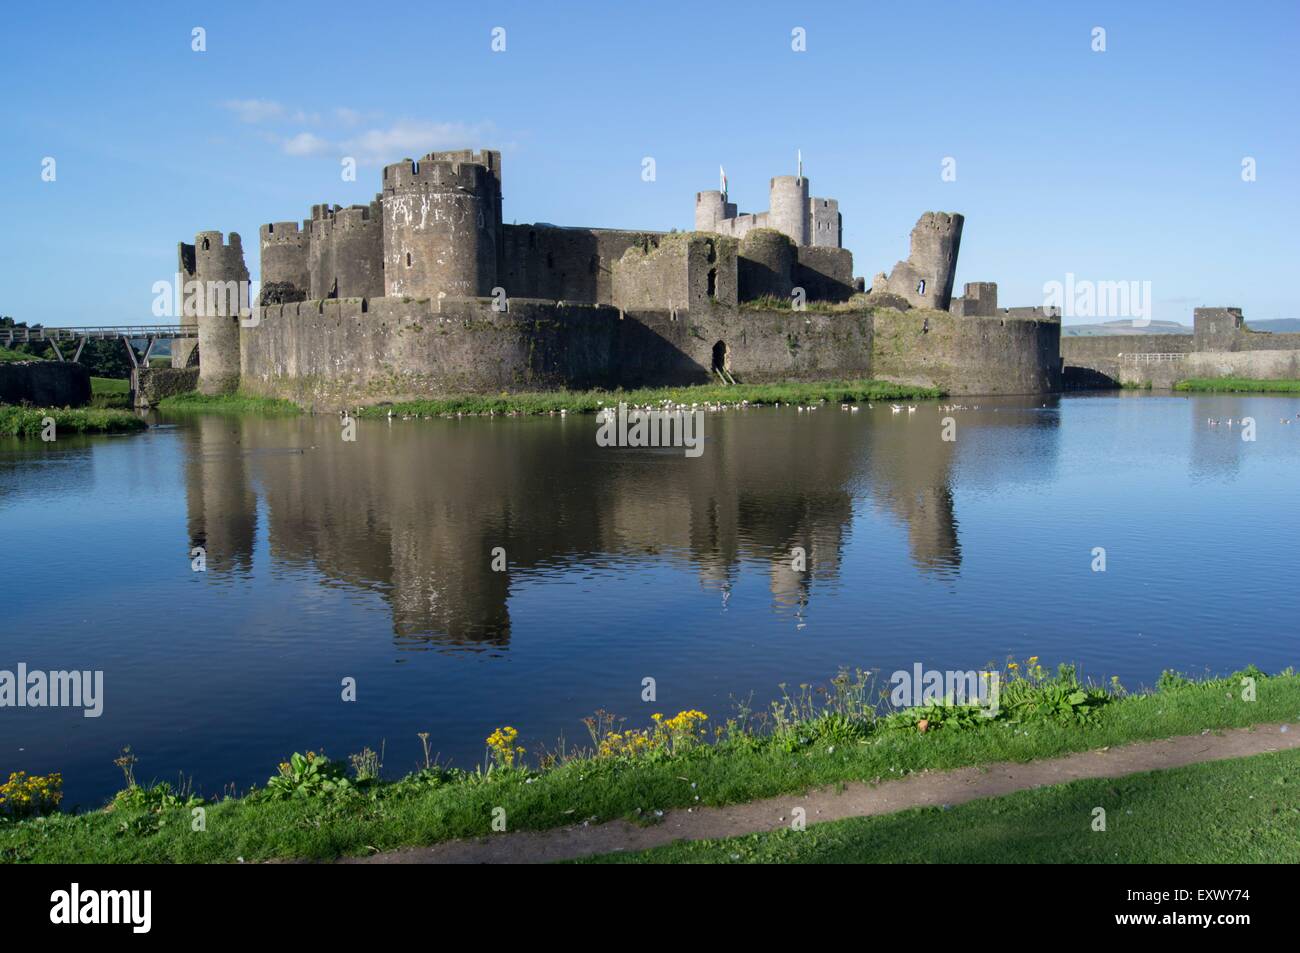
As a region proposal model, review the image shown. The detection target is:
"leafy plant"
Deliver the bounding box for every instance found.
[1004,664,1109,725]
[886,699,987,732]
[111,781,203,814]
[808,712,870,744]
[263,751,352,800]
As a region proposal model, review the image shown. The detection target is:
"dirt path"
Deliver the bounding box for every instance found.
[340,722,1299,864]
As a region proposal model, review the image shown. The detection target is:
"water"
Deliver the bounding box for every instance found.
[2,392,1298,807]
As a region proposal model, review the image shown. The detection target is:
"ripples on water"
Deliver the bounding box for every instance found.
[2,392,1298,805]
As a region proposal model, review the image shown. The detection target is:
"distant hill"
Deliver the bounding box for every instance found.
[1063,317,1300,337]
[1246,319,1300,333]
[1062,319,1191,337]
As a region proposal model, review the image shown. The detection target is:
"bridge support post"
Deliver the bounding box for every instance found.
[121,335,140,408]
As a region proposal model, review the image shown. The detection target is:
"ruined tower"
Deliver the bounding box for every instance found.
[309,198,385,300]
[767,176,810,247]
[879,212,965,310]
[171,241,200,368]
[381,150,501,301]
[191,231,248,395]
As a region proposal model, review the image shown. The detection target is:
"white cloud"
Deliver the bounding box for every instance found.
[221,99,287,124]
[221,100,499,165]
[282,132,332,157]
[341,120,498,165]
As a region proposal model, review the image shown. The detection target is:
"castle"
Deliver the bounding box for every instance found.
[171,148,1066,406]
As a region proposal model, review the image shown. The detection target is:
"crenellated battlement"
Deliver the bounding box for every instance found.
[424,149,500,170]
[911,211,963,249]
[259,221,312,245]
[312,201,381,234]
[382,157,495,194]
[195,230,243,252]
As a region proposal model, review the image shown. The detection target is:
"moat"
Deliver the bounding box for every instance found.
[3,391,1298,807]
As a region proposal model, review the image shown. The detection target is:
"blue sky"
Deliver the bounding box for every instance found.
[2,0,1297,326]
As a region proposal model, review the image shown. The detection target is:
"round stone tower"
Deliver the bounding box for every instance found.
[259,221,312,301]
[768,176,809,247]
[695,190,728,232]
[193,230,248,395]
[738,228,796,301]
[381,154,499,300]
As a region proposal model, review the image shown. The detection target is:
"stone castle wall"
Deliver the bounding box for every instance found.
[499,225,662,304]
[872,309,1062,396]
[612,234,739,312]
[237,292,1062,407]
[0,361,92,407]
[1062,307,1300,387]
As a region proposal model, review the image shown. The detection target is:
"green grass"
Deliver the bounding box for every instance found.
[155,390,302,415]
[0,405,146,437]
[1175,377,1300,393]
[356,379,943,419]
[579,748,1300,863]
[0,347,40,363]
[89,376,131,409]
[1,665,1296,863]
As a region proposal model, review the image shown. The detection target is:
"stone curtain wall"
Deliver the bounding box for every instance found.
[135,367,200,408]
[241,297,621,408]
[618,308,874,387]
[239,296,886,406]
[872,309,1062,396]
[1062,307,1300,386]
[0,361,92,407]
[499,225,665,305]
[612,234,739,313]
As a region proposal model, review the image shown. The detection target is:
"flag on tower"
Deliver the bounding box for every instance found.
[720,165,727,199]
[797,149,803,179]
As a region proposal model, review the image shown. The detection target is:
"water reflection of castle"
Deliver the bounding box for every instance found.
[180,405,1062,648]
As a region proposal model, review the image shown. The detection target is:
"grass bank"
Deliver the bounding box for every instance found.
[580,748,1300,863]
[155,390,302,415]
[1175,377,1300,394]
[0,405,146,437]
[1,663,1295,863]
[90,376,131,409]
[356,379,943,419]
[0,347,36,363]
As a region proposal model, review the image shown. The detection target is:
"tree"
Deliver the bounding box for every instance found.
[0,316,132,377]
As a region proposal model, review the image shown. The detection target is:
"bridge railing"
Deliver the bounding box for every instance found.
[0,325,189,345]
[1118,352,1184,363]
